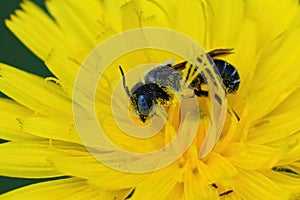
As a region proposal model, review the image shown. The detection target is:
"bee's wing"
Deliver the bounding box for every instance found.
[207,48,234,58]
[173,61,188,71]
[157,58,175,67]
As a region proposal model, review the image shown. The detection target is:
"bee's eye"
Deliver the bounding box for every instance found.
[137,95,151,115]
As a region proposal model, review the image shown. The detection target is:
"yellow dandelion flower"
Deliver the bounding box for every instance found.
[1,0,300,200]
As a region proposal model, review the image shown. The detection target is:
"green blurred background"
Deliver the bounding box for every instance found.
[0,0,61,194]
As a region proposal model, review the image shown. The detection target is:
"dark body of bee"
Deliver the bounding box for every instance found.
[119,49,240,122]
[119,65,172,122]
[175,48,240,96]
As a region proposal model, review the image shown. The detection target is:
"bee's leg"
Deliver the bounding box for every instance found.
[194,88,208,97]
[208,48,234,58]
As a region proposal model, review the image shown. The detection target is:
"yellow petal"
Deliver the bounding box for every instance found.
[172,0,206,45]
[132,164,181,200]
[262,169,300,194]
[48,154,147,188]
[232,18,258,100]
[120,0,142,30]
[139,0,172,28]
[184,166,218,200]
[222,143,280,169]
[0,63,72,117]
[166,183,184,200]
[0,98,39,141]
[102,0,123,32]
[5,1,72,61]
[248,113,300,144]
[201,153,238,181]
[232,168,289,199]
[47,0,109,41]
[0,129,38,142]
[245,0,299,50]
[208,0,244,47]
[43,48,80,97]
[0,98,31,116]
[0,142,62,178]
[269,87,300,116]
[274,134,300,165]
[0,177,132,200]
[5,1,92,95]
[248,28,300,119]
[45,0,100,50]
[19,116,81,144]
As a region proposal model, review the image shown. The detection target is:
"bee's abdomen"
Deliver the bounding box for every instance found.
[213,59,240,93]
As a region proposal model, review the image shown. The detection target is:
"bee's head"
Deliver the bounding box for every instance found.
[130,84,155,123]
[119,66,170,123]
[119,66,154,123]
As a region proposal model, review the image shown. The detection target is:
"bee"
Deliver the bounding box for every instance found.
[119,49,240,122]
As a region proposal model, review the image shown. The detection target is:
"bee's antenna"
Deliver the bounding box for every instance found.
[119,66,131,97]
